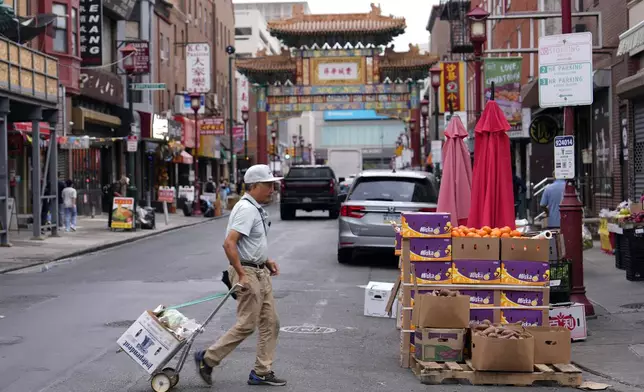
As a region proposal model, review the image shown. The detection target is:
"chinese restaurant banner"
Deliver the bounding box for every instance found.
[484,57,523,127]
[237,75,249,124]
[233,126,245,154]
[200,117,225,135]
[438,62,466,114]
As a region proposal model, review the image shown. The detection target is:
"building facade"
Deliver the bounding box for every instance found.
[233,0,311,22]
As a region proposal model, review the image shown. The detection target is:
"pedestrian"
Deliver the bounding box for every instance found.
[194,164,286,387]
[205,177,216,194]
[62,179,77,232]
[540,174,566,229]
[513,167,527,219]
[58,173,66,229]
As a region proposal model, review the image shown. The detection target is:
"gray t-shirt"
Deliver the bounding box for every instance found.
[226,194,269,264]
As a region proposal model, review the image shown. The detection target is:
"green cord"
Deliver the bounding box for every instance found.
[166,293,228,310]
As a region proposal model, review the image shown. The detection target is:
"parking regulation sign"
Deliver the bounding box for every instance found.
[554,135,575,180]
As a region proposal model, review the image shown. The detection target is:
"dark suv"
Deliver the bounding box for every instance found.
[280,165,341,220]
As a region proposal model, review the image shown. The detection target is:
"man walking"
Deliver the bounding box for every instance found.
[194,164,286,387]
[540,175,566,229]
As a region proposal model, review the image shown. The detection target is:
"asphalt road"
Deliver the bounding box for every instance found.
[0,207,578,392]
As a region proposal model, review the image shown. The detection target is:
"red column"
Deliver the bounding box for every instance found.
[256,111,268,164]
[411,108,422,167]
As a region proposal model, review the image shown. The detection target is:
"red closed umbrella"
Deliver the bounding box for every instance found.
[437,115,472,227]
[467,100,515,229]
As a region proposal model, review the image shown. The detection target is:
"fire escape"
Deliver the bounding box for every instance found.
[439,0,473,54]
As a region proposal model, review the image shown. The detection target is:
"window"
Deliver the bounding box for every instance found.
[160,33,164,58]
[235,27,252,36]
[287,167,333,178]
[348,177,438,203]
[166,37,170,62]
[71,8,78,56]
[52,3,67,53]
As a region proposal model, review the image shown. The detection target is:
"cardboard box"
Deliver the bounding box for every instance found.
[501,260,550,286]
[471,333,535,372]
[548,232,566,261]
[501,309,548,326]
[412,293,470,328]
[501,238,550,262]
[451,260,501,284]
[526,326,572,364]
[549,303,587,341]
[395,231,402,256]
[470,308,500,325]
[414,328,466,362]
[452,237,501,261]
[401,212,452,238]
[460,289,498,307]
[117,311,183,374]
[409,238,453,261]
[500,290,549,307]
[411,261,453,284]
[364,281,397,318]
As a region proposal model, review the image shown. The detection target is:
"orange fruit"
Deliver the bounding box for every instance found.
[461,228,470,235]
[474,234,482,238]
[483,234,491,238]
[477,229,487,237]
[500,226,512,234]
[501,233,511,238]
[467,232,477,237]
[459,225,468,230]
[452,231,461,237]
[490,230,501,237]
[481,226,492,234]
[469,228,477,232]
[510,230,522,237]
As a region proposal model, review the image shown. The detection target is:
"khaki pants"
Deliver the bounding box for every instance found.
[204,266,280,375]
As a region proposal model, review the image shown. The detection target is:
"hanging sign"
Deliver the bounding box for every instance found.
[439,62,465,114]
[129,41,150,75]
[186,43,211,94]
[80,0,103,66]
[484,57,523,129]
[127,135,138,152]
[110,197,135,229]
[554,136,575,180]
[200,117,225,135]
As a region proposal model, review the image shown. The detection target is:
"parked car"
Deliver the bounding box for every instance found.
[280,165,341,220]
[337,170,438,263]
[338,175,356,194]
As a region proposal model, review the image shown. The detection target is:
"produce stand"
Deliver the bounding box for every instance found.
[394,212,581,387]
[602,202,644,280]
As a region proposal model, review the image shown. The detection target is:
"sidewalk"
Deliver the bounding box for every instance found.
[0,211,229,274]
[573,242,644,390]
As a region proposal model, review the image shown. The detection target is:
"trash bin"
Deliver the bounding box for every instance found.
[623,228,644,281]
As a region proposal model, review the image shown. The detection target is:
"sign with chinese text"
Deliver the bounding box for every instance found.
[158,188,174,203]
[439,62,465,114]
[103,0,136,20]
[129,41,150,75]
[237,73,249,123]
[200,117,225,135]
[311,58,363,85]
[110,197,135,229]
[484,57,523,128]
[186,43,211,94]
[198,135,220,158]
[80,69,123,106]
[233,126,245,153]
[80,0,103,66]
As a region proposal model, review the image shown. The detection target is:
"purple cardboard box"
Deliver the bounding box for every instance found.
[451,260,501,284]
[470,308,499,325]
[501,309,545,327]
[501,260,550,286]
[460,290,496,307]
[401,212,452,238]
[409,238,453,261]
[500,290,546,307]
[410,261,452,284]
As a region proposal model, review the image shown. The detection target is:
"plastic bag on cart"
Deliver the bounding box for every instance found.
[175,319,202,339]
[583,225,594,251]
[159,309,190,330]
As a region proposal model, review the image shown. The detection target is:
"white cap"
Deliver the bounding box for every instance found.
[244,164,283,184]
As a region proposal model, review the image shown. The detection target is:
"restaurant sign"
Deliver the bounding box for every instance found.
[439,62,465,114]
[484,57,523,130]
[80,68,124,106]
[186,43,211,93]
[200,117,225,135]
[80,0,103,66]
[128,40,150,75]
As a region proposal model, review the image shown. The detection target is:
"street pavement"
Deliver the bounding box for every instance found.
[0,207,641,392]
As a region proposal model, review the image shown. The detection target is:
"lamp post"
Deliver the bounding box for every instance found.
[409,118,416,168]
[307,143,312,164]
[190,93,202,216]
[241,108,249,162]
[226,45,236,184]
[271,129,277,173]
[467,6,489,122]
[420,95,429,165]
[299,136,304,165]
[120,43,138,199]
[429,66,442,141]
[291,135,298,165]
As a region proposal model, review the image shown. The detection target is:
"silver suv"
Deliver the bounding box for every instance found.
[337,170,438,263]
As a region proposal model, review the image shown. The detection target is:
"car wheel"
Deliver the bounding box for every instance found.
[329,208,340,219]
[337,248,353,264]
[280,206,295,220]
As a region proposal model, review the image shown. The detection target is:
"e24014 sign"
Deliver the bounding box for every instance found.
[555,136,574,147]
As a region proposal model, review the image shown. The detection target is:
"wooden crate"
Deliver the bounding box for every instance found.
[411,357,582,387]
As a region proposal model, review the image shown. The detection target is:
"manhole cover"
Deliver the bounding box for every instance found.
[620,303,644,310]
[280,326,336,334]
[104,320,136,328]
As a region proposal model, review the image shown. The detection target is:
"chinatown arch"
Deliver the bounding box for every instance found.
[235,4,439,167]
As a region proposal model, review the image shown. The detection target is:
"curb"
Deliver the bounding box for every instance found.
[0,212,230,274]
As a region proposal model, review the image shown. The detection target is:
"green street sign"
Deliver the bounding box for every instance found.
[131,83,167,90]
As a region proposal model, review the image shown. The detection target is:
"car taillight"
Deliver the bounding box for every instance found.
[419,207,437,212]
[329,179,335,194]
[341,205,365,218]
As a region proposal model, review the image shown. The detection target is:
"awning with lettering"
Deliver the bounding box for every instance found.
[173,150,193,165]
[72,107,122,130]
[617,20,644,56]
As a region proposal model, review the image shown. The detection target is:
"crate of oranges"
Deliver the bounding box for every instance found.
[451,226,524,239]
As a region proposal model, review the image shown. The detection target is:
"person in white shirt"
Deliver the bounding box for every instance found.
[61,179,77,232]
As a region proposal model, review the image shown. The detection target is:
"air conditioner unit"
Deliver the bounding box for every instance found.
[174,94,185,114]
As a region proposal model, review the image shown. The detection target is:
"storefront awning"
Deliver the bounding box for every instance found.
[174,150,193,165]
[618,20,644,56]
[616,70,644,98]
[72,107,122,131]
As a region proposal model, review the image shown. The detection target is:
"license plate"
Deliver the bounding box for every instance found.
[303,197,312,203]
[383,214,400,224]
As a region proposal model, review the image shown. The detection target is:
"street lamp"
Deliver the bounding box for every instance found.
[307,143,312,164]
[120,43,138,200]
[271,129,277,173]
[291,135,298,165]
[241,108,249,162]
[467,6,490,121]
[420,95,430,166]
[429,66,442,145]
[299,136,304,165]
[226,45,236,184]
[190,93,202,216]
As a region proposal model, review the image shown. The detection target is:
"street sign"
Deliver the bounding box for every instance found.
[554,135,575,179]
[131,83,166,90]
[127,135,138,152]
[538,32,593,108]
